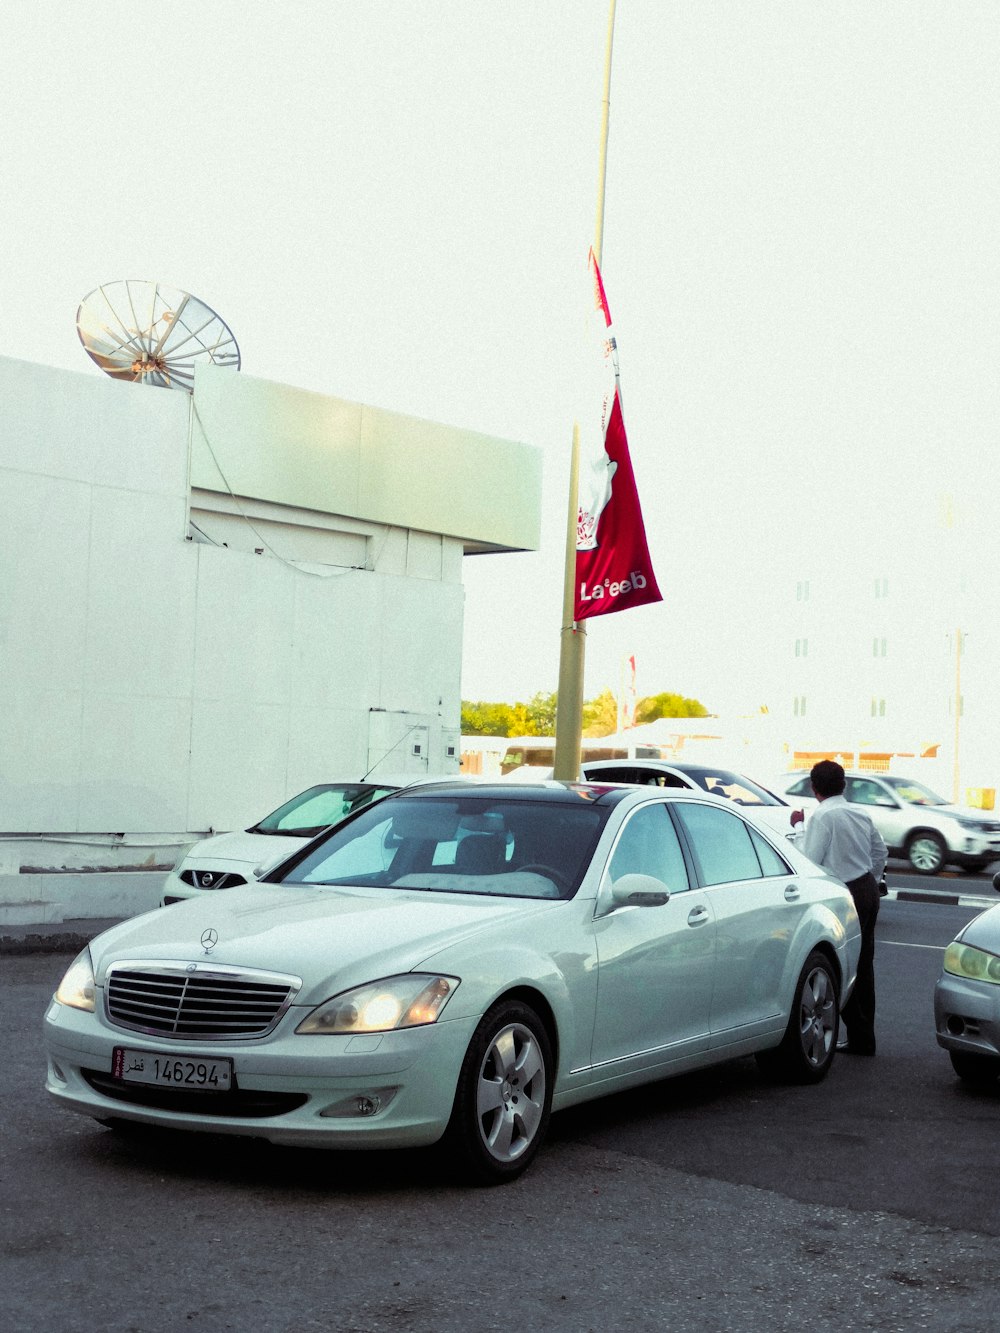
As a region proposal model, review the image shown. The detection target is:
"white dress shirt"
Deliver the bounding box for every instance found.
[801,794,888,883]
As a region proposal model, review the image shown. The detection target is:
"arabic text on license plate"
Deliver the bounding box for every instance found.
[112,1047,233,1090]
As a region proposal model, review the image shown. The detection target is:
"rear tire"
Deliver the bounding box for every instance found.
[756,951,838,1084]
[439,999,553,1186]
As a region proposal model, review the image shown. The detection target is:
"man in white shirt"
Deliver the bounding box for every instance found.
[801,760,887,1056]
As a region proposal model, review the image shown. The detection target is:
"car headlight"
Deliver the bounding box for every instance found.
[295,973,460,1035]
[943,941,1000,985]
[54,948,97,1012]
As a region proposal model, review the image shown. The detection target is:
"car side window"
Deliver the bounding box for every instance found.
[749,827,792,877]
[786,777,811,798]
[606,803,690,892]
[847,778,896,808]
[589,766,685,788]
[671,802,763,886]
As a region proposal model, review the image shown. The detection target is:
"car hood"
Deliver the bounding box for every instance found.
[88,884,559,1005]
[916,804,1000,827]
[177,829,306,873]
[958,902,1000,952]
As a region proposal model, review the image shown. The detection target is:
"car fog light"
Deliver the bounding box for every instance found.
[319,1087,399,1119]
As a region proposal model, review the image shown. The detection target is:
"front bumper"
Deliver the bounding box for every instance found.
[933,973,1000,1059]
[44,995,477,1149]
[947,832,1000,867]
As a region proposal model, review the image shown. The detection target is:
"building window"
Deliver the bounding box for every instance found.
[872,637,887,657]
[870,697,887,717]
[795,638,809,658]
[796,581,810,602]
[874,577,889,598]
[793,695,807,717]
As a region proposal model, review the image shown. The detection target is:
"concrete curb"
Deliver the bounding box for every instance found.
[1,918,125,957]
[887,889,992,909]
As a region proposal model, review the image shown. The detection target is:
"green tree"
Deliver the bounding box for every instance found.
[524,691,557,736]
[461,693,558,737]
[582,688,619,737]
[634,692,709,724]
[460,700,519,736]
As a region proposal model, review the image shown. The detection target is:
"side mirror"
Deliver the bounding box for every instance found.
[609,873,671,908]
[992,871,1000,894]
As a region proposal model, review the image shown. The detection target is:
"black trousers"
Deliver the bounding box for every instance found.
[841,871,880,1052]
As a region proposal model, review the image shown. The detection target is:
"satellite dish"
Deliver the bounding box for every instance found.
[76,279,241,391]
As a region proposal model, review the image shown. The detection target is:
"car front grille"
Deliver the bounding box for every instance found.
[180,869,248,890]
[105,962,301,1040]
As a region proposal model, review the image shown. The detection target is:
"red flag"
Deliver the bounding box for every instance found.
[575,249,662,621]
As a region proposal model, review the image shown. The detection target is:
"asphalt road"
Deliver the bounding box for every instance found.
[3,893,999,1333]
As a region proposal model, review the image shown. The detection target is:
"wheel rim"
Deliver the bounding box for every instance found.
[798,966,836,1067]
[910,836,944,872]
[475,1021,547,1163]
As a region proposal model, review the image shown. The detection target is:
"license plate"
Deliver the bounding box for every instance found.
[112,1047,233,1091]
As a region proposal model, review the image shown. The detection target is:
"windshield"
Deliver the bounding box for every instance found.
[251,784,398,836]
[679,767,786,807]
[277,794,608,899]
[881,776,949,807]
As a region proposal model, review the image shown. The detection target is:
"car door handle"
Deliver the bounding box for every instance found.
[784,883,801,901]
[687,906,710,926]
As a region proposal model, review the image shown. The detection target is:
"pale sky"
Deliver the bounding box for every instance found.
[2,2,997,714]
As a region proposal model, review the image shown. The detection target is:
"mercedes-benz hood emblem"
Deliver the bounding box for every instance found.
[200,927,219,953]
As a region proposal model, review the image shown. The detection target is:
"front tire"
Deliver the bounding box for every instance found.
[440,1000,553,1185]
[949,1050,1000,1085]
[756,951,838,1084]
[906,831,946,875]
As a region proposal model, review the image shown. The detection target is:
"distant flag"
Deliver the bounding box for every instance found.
[575,248,662,621]
[619,652,638,730]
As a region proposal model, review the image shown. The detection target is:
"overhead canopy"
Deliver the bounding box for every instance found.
[190,364,541,555]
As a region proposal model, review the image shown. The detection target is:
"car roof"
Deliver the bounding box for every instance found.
[386,779,744,810]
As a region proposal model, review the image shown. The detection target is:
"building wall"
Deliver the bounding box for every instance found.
[0,356,536,844]
[780,527,1000,799]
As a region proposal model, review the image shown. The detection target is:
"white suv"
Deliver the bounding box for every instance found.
[777,771,1000,875]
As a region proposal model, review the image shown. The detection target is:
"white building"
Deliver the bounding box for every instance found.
[0,355,540,893]
[781,517,1000,802]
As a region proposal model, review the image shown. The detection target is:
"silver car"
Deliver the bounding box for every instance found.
[777,771,1000,876]
[582,759,804,844]
[934,873,1000,1083]
[45,781,860,1185]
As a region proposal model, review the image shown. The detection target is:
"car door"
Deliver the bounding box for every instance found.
[670,800,809,1045]
[591,801,715,1076]
[845,776,905,850]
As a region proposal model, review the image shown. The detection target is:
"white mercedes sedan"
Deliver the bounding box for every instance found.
[45,781,861,1185]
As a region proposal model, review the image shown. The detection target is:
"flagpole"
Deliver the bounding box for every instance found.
[553,0,617,781]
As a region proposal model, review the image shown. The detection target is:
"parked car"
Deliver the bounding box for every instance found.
[581,759,804,843]
[934,871,1000,1083]
[46,780,860,1185]
[161,778,416,905]
[775,770,1000,875]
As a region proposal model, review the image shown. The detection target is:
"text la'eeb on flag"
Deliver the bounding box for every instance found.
[574,249,661,621]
